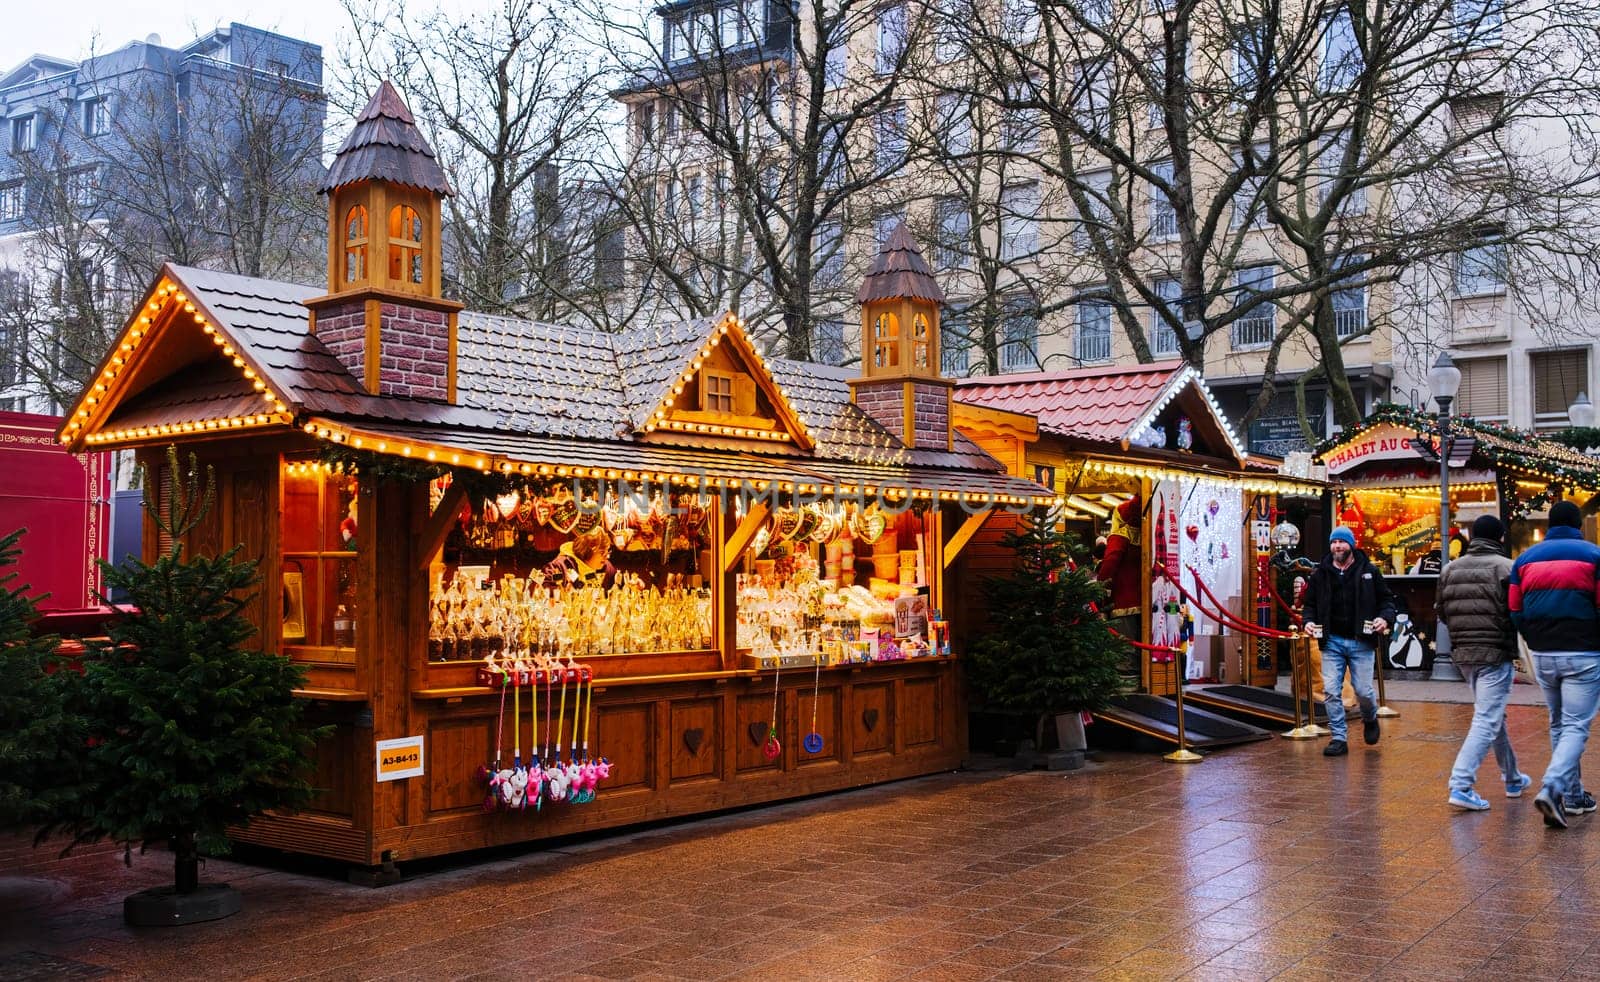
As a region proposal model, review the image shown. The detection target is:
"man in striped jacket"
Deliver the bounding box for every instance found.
[1509,500,1600,829]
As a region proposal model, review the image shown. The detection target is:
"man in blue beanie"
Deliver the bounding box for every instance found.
[1302,525,1397,756]
[1510,499,1600,828]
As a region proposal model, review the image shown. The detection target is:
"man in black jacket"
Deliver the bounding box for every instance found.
[1438,515,1529,811]
[1302,526,1397,756]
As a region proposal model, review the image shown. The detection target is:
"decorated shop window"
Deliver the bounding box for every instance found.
[388,204,424,284]
[428,477,716,663]
[279,459,359,658]
[736,500,947,667]
[343,205,368,282]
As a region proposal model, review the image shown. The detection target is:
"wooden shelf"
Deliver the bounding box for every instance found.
[410,657,956,700]
[293,687,367,702]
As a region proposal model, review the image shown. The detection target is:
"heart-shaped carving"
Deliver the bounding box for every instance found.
[862,708,880,732]
[682,728,704,756]
[748,721,769,745]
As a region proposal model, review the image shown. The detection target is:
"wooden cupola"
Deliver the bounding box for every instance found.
[849,222,953,450]
[309,81,463,402]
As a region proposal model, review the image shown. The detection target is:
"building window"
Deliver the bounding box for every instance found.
[814,218,844,285]
[596,228,625,290]
[82,99,111,137]
[815,319,846,366]
[1456,356,1507,423]
[1232,21,1272,91]
[912,312,932,369]
[343,205,368,282]
[1074,58,1112,136]
[635,102,656,146]
[1455,229,1506,297]
[936,94,974,156]
[877,3,907,74]
[1455,0,1503,44]
[1231,143,1269,229]
[702,369,736,413]
[1075,294,1112,363]
[1001,298,1039,372]
[876,102,907,170]
[1149,160,1178,239]
[1075,169,1112,250]
[1000,181,1039,261]
[1320,7,1361,90]
[874,311,900,369]
[825,34,848,89]
[11,116,35,153]
[935,195,969,269]
[1001,0,1040,42]
[1034,464,1057,490]
[67,167,98,210]
[1450,94,1502,161]
[874,205,904,248]
[1319,130,1367,214]
[389,205,424,284]
[1532,349,1588,431]
[1151,277,1181,355]
[941,308,970,376]
[1232,265,1275,348]
[0,183,23,224]
[1146,45,1167,129]
[1332,254,1367,338]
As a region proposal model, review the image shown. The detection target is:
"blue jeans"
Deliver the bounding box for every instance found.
[1321,634,1377,741]
[1535,652,1600,801]
[1448,661,1520,792]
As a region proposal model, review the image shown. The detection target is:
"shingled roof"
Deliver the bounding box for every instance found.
[855,222,945,304]
[320,81,452,195]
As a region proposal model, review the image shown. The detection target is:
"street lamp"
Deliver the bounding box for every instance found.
[1571,391,1596,429]
[1428,352,1462,681]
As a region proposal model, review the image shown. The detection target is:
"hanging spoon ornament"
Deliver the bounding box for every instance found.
[802,651,824,755]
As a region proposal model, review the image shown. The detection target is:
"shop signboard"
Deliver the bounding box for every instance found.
[1322,423,1422,475]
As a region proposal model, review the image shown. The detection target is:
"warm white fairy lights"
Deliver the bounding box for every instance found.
[636,312,815,449]
[61,279,293,448]
[1085,458,1323,495]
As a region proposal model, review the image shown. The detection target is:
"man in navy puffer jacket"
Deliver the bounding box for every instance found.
[1510,500,1600,829]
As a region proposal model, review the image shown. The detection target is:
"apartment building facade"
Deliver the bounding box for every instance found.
[0,23,324,413]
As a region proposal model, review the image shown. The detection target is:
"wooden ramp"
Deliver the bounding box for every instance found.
[1185,684,1328,728]
[1094,693,1275,749]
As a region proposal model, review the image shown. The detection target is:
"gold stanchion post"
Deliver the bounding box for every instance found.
[1375,630,1400,718]
[1164,653,1203,763]
[1283,631,1319,740]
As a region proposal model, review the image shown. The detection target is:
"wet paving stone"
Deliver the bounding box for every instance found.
[2,699,1600,980]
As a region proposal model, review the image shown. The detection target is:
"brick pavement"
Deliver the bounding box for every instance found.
[4,699,1600,981]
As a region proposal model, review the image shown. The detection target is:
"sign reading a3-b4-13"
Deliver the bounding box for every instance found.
[375,736,425,782]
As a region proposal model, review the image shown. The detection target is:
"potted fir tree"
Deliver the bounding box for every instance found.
[45,449,320,926]
[967,511,1130,770]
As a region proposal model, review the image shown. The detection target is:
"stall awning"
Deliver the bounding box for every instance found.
[1317,404,1600,492]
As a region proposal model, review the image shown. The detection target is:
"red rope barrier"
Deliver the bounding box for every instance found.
[1183,565,1296,639]
[1265,575,1305,626]
[1170,565,1299,640]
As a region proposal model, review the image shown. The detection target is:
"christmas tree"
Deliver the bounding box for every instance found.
[967,510,1129,722]
[48,448,319,903]
[0,527,79,828]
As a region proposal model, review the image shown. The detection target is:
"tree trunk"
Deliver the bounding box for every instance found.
[173,830,199,895]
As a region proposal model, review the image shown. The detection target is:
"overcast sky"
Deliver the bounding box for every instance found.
[3,0,346,75]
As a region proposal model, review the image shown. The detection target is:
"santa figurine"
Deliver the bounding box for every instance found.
[1096,494,1143,618]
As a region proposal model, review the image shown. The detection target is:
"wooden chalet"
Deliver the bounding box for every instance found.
[57,84,1053,872]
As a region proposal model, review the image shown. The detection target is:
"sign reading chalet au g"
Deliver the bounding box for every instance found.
[1323,423,1421,475]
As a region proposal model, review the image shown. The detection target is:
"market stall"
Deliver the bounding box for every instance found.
[951,364,1325,745]
[1316,403,1600,670]
[56,85,1052,871]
